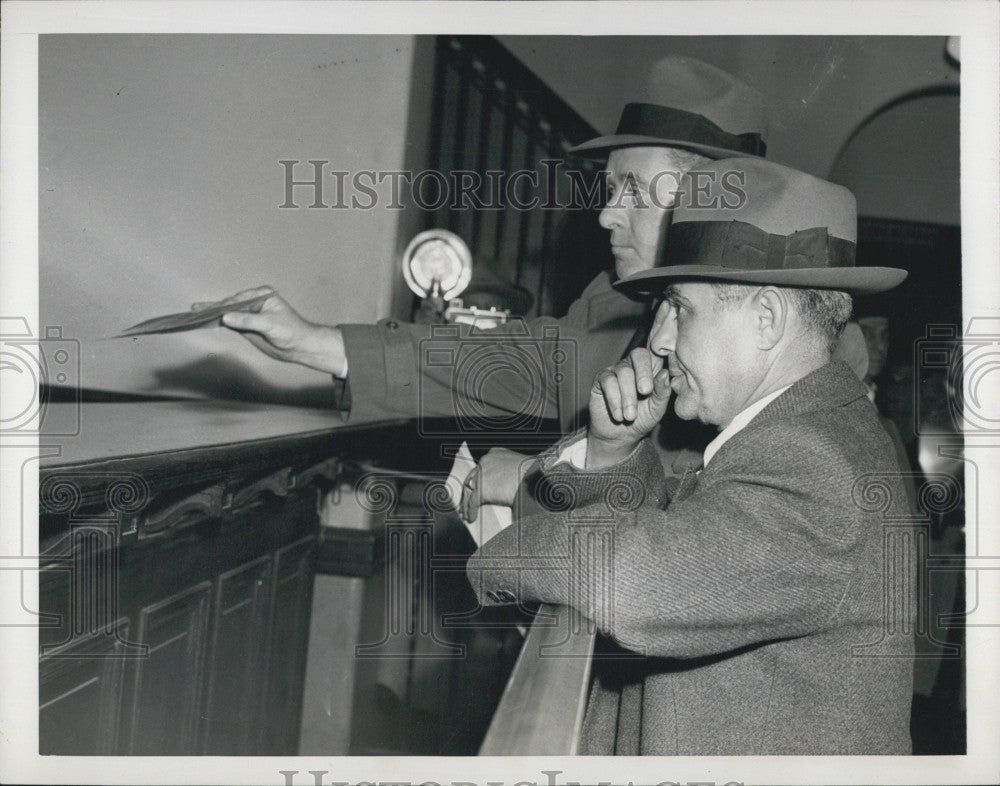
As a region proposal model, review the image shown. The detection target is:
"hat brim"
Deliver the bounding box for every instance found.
[614,265,908,297]
[567,133,749,161]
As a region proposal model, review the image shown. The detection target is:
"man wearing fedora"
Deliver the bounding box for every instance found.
[467,157,915,754]
[213,56,768,433]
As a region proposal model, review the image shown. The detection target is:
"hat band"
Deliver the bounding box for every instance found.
[617,103,766,157]
[666,221,856,272]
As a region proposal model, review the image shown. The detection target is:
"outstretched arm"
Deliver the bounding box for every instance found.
[198,286,348,376]
[207,272,644,427]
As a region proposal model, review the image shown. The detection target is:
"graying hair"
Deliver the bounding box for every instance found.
[711,282,853,353]
[643,148,713,209]
[663,148,713,174]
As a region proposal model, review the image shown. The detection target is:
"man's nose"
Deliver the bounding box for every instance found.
[598,202,623,230]
[648,301,677,356]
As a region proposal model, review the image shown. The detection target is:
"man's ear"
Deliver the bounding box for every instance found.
[753,287,786,350]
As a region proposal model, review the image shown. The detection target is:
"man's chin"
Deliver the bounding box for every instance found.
[672,396,699,422]
[614,257,649,281]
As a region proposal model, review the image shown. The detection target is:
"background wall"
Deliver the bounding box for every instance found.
[829,89,960,224]
[40,35,433,401]
[499,35,958,220]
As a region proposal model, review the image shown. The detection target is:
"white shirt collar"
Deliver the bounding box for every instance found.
[703,384,792,468]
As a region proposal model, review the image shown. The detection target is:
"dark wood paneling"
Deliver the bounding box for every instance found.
[263,536,316,754]
[39,624,130,755]
[125,582,212,755]
[38,406,412,755]
[201,555,273,754]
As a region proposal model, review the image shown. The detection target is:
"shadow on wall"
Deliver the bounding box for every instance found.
[150,355,339,409]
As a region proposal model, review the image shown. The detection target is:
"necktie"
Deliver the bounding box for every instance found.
[674,463,703,501]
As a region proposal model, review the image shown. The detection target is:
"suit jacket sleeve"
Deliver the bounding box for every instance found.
[334,272,644,430]
[467,420,876,660]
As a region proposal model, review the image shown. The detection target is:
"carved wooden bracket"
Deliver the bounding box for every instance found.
[226,467,293,515]
[141,485,225,539]
[292,457,342,491]
[45,457,346,543]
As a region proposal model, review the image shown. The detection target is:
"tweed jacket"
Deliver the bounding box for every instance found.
[333,271,645,433]
[467,361,915,755]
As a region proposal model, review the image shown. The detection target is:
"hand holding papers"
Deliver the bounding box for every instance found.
[444,442,513,547]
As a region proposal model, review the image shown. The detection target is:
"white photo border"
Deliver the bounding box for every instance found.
[2,2,998,784]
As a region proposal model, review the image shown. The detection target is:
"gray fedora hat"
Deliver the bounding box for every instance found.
[569,55,767,160]
[615,158,907,295]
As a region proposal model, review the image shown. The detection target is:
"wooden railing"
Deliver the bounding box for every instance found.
[478,603,596,755]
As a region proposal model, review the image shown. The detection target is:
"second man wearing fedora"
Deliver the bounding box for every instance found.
[468,158,915,755]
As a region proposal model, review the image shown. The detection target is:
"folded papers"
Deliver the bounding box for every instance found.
[116,292,272,337]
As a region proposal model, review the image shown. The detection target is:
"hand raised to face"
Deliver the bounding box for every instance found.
[586,347,672,469]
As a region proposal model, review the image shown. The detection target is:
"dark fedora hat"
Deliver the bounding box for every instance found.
[615,158,907,296]
[569,55,767,160]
